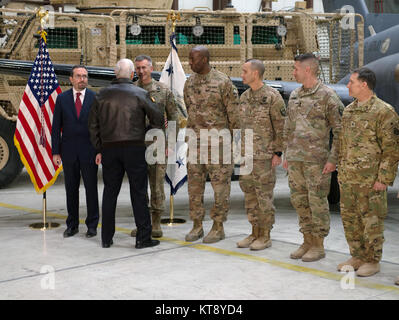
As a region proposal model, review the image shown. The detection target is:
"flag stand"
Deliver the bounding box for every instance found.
[29,192,60,230]
[161,194,185,225]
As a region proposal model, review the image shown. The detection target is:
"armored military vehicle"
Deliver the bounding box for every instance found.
[0,0,364,188]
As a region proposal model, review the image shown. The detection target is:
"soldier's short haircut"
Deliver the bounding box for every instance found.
[134,55,153,66]
[294,53,319,75]
[246,59,265,79]
[115,58,134,78]
[353,67,376,90]
[191,46,210,63]
[70,65,88,77]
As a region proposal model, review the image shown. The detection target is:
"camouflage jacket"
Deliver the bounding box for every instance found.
[134,78,179,134]
[338,95,399,186]
[284,80,343,164]
[184,68,240,142]
[240,84,286,160]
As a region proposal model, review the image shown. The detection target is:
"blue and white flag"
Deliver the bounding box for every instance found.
[160,33,188,195]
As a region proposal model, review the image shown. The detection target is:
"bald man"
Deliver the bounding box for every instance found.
[184,46,240,243]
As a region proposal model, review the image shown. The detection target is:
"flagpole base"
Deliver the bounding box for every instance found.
[161,218,186,226]
[29,222,60,230]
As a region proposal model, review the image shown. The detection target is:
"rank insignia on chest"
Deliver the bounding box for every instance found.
[156,86,161,92]
[262,97,268,104]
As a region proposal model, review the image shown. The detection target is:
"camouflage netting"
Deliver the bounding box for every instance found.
[0,7,364,115]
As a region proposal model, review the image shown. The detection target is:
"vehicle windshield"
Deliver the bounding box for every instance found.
[365,0,399,13]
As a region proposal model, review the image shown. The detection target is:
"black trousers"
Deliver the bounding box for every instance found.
[101,145,151,244]
[63,160,99,230]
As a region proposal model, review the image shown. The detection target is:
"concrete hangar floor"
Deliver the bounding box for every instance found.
[0,167,398,301]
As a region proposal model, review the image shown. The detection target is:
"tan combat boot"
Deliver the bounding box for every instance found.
[337,257,365,272]
[237,225,257,248]
[249,228,272,251]
[151,212,163,238]
[203,221,225,244]
[185,220,204,242]
[130,212,163,238]
[356,262,380,277]
[290,233,312,259]
[301,236,326,262]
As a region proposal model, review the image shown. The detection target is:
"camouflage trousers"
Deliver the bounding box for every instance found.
[287,161,331,238]
[340,183,387,263]
[187,163,233,223]
[239,159,276,230]
[147,163,166,215]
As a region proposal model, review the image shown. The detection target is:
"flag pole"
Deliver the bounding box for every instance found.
[28,7,60,231]
[161,11,185,226]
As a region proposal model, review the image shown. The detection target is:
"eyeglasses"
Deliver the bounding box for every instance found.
[74,74,88,79]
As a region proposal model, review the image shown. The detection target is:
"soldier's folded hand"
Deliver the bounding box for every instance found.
[373,181,387,191]
[322,162,336,174]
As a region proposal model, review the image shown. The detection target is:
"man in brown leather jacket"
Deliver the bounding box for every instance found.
[88,58,164,249]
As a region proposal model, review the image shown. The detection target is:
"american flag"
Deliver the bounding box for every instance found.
[14,36,62,193]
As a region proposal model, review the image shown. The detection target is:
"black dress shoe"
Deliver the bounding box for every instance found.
[63,227,78,238]
[135,239,160,249]
[86,229,97,238]
[102,240,113,248]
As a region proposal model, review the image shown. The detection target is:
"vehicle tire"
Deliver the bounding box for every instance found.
[328,170,340,205]
[0,118,23,188]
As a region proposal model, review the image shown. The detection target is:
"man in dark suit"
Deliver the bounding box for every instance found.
[52,65,99,238]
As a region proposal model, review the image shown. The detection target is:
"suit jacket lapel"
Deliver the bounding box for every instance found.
[80,89,93,120]
[67,89,78,120]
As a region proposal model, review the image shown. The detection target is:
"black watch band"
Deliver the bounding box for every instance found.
[274,152,282,157]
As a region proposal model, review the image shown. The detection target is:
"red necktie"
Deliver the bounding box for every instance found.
[75,92,82,118]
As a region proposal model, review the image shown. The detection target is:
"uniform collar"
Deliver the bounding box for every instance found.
[194,69,214,81]
[137,78,155,90]
[299,80,321,97]
[250,83,265,94]
[350,94,377,111]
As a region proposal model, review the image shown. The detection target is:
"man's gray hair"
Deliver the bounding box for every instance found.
[134,55,153,66]
[115,58,135,78]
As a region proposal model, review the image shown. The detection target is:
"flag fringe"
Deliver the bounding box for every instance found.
[14,135,62,194]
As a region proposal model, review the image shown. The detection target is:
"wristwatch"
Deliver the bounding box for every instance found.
[274,152,282,157]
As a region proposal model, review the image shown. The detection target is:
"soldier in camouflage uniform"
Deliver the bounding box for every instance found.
[184,46,240,243]
[283,53,343,262]
[337,68,399,277]
[130,55,181,238]
[237,59,286,250]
